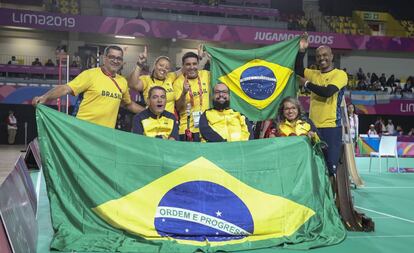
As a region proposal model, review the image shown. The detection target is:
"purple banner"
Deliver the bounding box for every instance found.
[299,96,414,116]
[2,8,414,51]
[356,100,414,116]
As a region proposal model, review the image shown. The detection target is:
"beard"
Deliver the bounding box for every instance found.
[213,100,230,110]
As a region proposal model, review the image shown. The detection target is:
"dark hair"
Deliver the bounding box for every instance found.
[347,103,356,115]
[148,86,166,99]
[103,45,123,56]
[181,52,199,64]
[151,56,171,80]
[276,96,305,124]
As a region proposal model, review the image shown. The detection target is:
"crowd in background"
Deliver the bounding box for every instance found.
[345,67,414,97]
[284,14,316,31]
[367,116,414,136]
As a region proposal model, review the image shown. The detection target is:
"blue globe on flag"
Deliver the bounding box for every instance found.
[239,66,277,100]
[154,181,254,242]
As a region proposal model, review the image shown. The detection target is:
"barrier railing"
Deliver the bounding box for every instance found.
[0,64,81,78]
[110,0,279,18]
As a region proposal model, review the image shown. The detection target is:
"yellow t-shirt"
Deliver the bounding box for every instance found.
[68,67,132,128]
[173,70,210,134]
[139,72,177,114]
[305,68,347,128]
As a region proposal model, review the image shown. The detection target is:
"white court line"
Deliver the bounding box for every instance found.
[35,167,43,219]
[368,217,396,219]
[348,235,414,239]
[362,186,414,189]
[355,206,414,224]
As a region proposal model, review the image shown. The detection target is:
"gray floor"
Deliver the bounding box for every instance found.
[0,145,25,185]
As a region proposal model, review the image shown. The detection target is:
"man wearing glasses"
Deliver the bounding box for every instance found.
[199,83,253,142]
[32,45,144,128]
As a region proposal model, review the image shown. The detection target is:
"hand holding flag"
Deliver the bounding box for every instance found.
[205,36,301,121]
[300,32,309,52]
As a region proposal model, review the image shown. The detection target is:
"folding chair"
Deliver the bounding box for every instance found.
[369,136,400,173]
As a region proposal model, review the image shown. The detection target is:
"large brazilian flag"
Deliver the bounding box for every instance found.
[205,37,299,121]
[36,105,345,253]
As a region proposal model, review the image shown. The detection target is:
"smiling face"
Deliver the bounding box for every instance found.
[148,88,166,115]
[153,58,171,80]
[282,101,299,122]
[213,83,230,110]
[103,48,123,75]
[315,46,334,72]
[183,56,199,79]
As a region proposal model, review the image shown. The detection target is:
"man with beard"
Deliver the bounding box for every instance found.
[199,83,253,142]
[295,37,348,179]
[174,51,210,141]
[132,86,179,140]
[32,45,144,128]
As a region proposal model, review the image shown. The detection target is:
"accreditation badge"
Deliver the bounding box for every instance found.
[192,111,202,128]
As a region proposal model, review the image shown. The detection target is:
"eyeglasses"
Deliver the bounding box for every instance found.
[214,90,229,95]
[283,106,298,111]
[106,55,123,62]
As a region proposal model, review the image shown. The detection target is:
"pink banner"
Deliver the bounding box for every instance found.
[299,96,414,116]
[356,100,414,116]
[2,8,414,51]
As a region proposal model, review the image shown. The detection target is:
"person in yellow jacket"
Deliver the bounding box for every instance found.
[199,83,253,142]
[267,96,320,144]
[128,46,180,114]
[132,86,179,140]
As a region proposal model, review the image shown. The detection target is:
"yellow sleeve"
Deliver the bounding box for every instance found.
[167,72,177,80]
[173,75,184,101]
[331,70,348,89]
[304,68,312,80]
[122,88,132,105]
[118,77,132,105]
[139,75,150,91]
[240,115,251,141]
[206,70,211,90]
[67,69,93,96]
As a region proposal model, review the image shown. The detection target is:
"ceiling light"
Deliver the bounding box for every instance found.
[115,35,136,39]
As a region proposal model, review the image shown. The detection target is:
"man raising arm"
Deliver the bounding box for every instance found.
[295,37,348,179]
[33,45,144,128]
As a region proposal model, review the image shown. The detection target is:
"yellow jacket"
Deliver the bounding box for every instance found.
[276,119,320,143]
[199,108,253,142]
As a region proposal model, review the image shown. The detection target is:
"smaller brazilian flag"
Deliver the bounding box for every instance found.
[205,37,299,121]
[36,105,345,253]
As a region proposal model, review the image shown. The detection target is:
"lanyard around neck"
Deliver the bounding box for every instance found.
[101,67,122,93]
[187,75,203,108]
